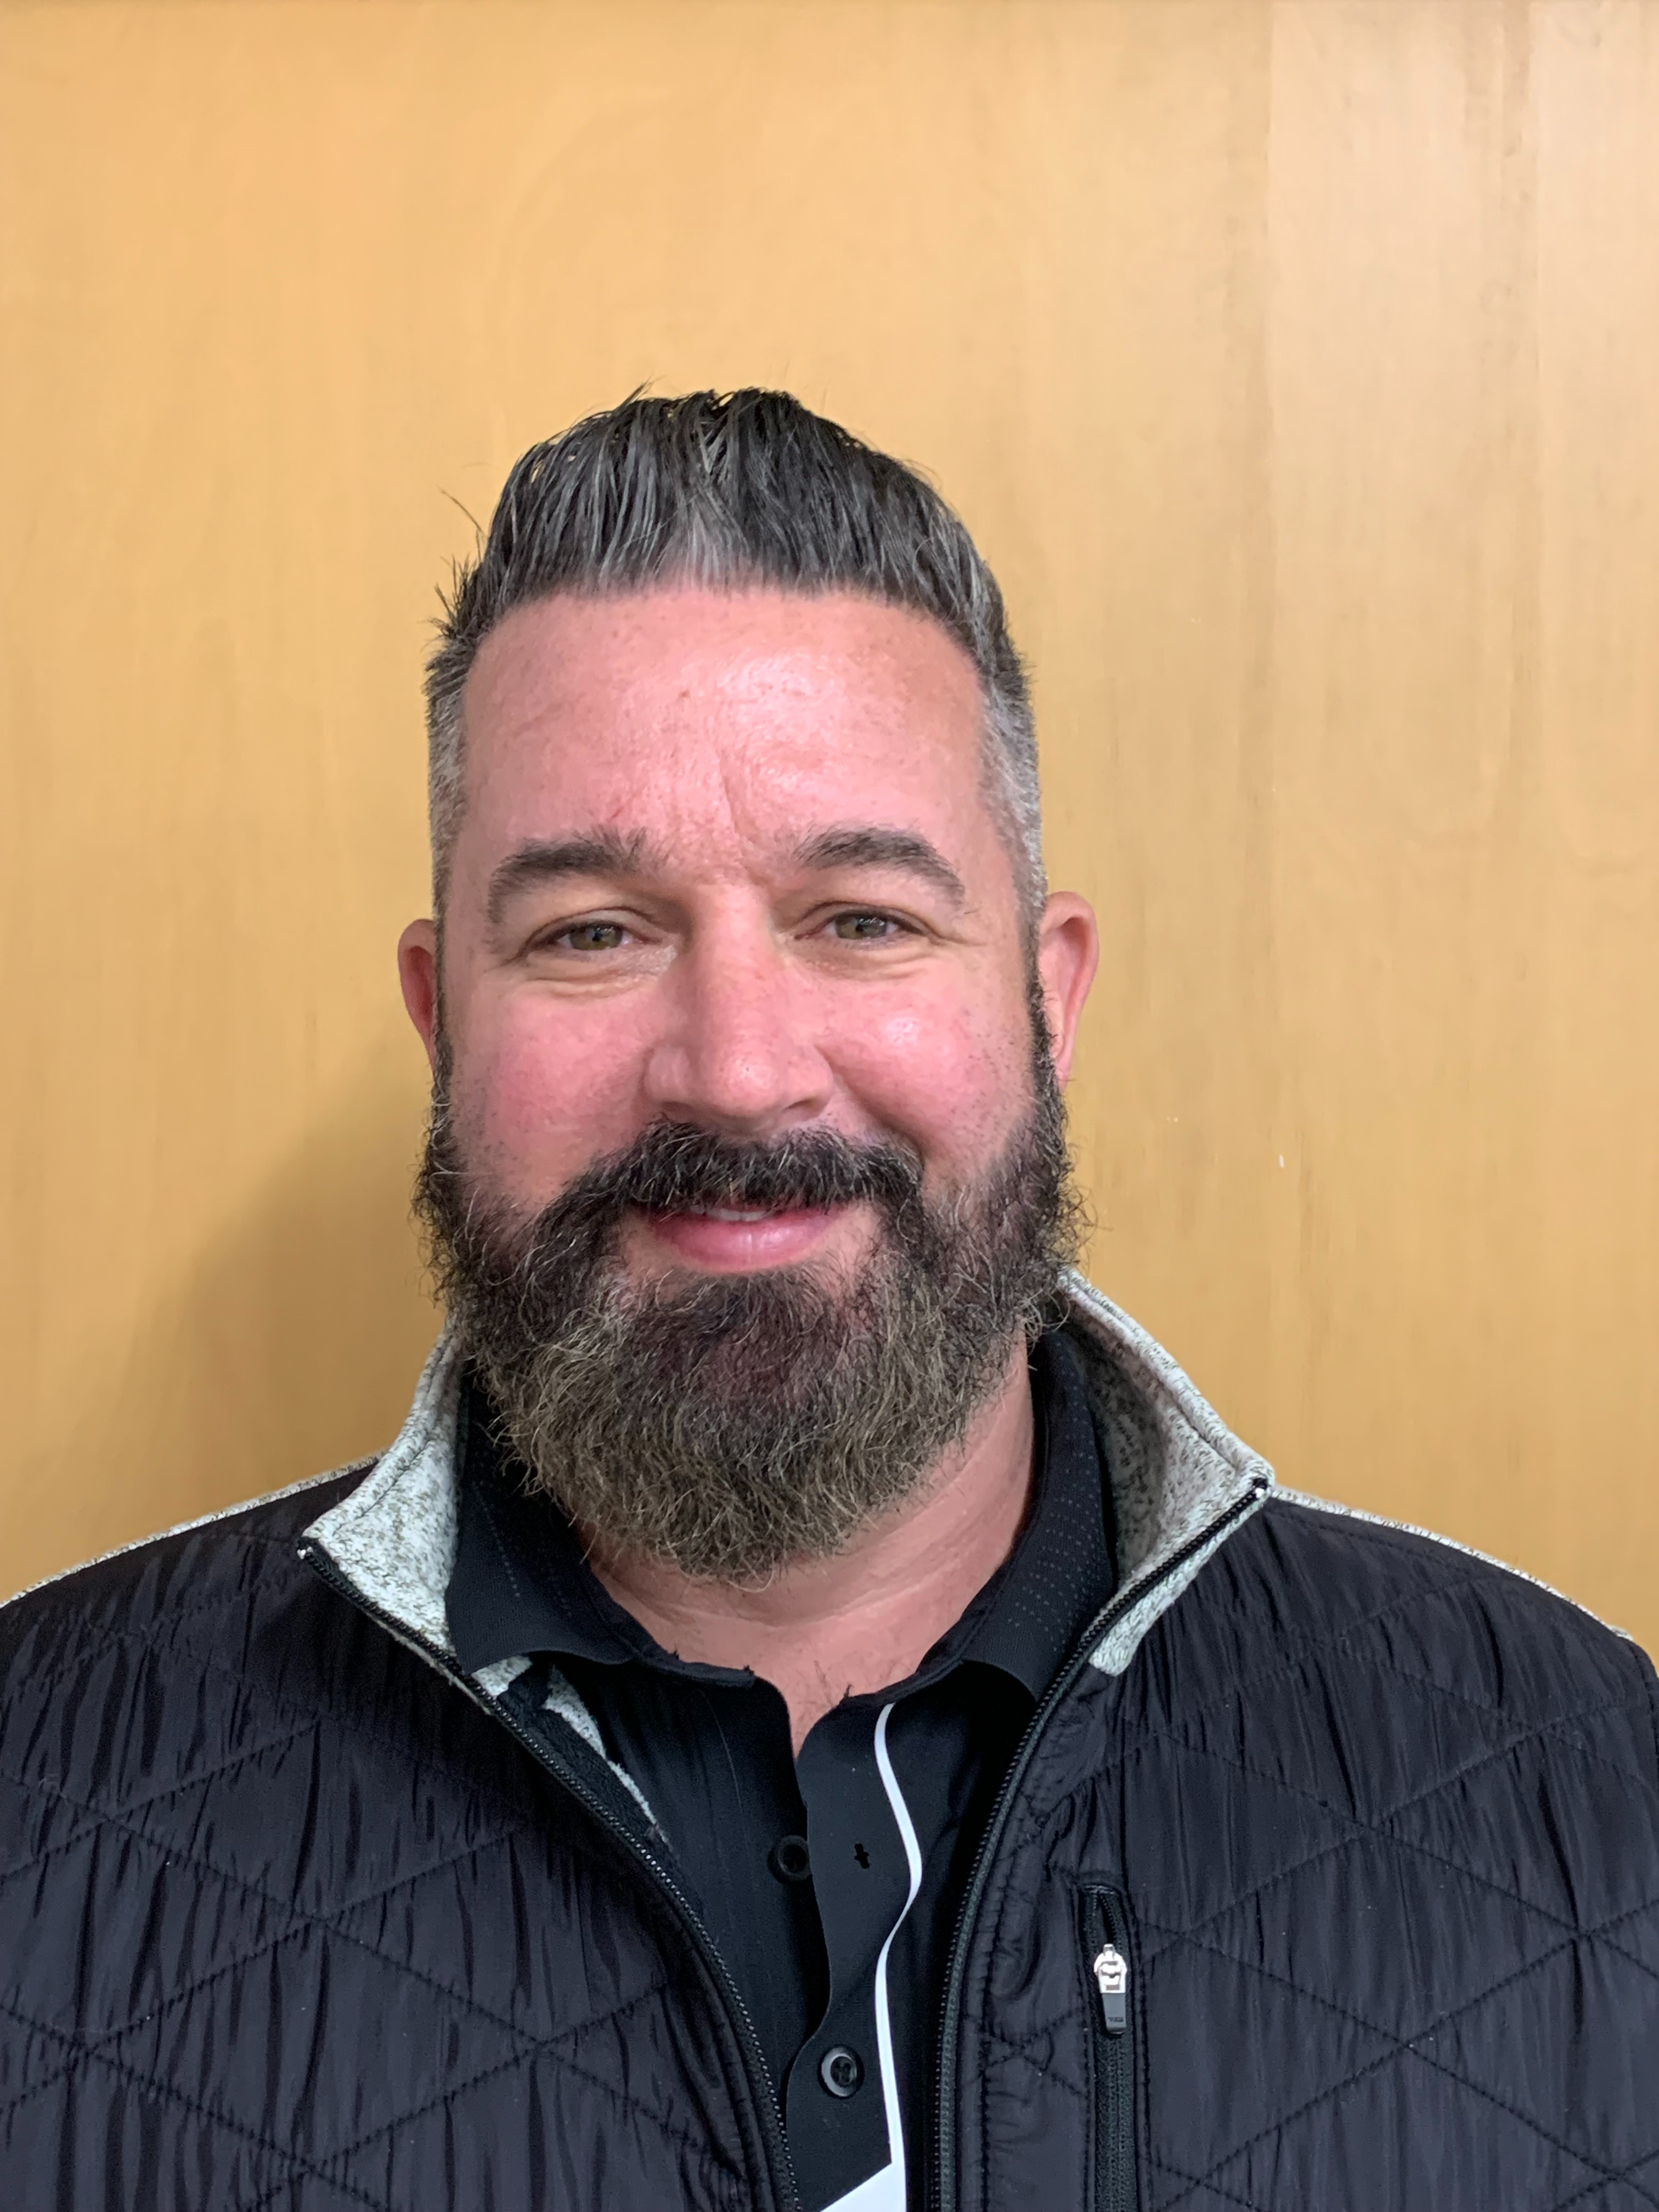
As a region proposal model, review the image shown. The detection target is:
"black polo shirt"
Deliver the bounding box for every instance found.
[447,1331,1113,2212]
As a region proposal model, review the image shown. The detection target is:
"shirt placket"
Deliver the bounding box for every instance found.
[785,1699,925,2212]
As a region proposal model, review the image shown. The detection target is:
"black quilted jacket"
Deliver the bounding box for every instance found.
[4,1282,1657,2211]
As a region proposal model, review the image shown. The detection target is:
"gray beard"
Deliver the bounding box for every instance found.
[415,1040,1082,1585]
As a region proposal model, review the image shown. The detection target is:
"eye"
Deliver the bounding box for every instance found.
[551,920,629,952]
[828,911,903,943]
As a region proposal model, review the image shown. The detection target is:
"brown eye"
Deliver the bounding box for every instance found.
[560,922,627,951]
[831,912,895,941]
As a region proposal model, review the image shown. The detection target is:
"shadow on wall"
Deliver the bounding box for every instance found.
[15,1056,440,1598]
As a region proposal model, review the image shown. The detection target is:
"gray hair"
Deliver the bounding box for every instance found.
[424,389,1044,922]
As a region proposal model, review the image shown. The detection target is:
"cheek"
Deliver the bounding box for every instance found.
[829,991,1032,1172]
[451,992,646,1193]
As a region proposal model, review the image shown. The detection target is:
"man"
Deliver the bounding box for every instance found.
[3,391,1655,2212]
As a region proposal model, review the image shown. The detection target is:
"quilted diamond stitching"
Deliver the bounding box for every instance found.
[1090,1560,1507,1779]
[0,1874,674,2134]
[233,1987,746,2212]
[1551,2164,1659,2212]
[0,1988,388,2212]
[1142,1899,1659,2210]
[1146,2148,1277,2212]
[7,1607,562,1852]
[0,1713,330,1895]
[1096,1564,1640,1804]
[0,1843,518,2126]
[977,1530,1659,2212]
[0,1760,666,2130]
[1101,1606,1659,2212]
[980,2019,1089,2103]
[1123,1693,1652,1968]
[0,1787,742,2191]
[4,1535,315,1694]
[1328,1643,1658,1807]
[1121,1708,1659,1997]
[5,1556,766,2197]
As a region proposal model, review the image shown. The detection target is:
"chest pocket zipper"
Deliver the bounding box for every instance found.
[1082,1887,1140,2212]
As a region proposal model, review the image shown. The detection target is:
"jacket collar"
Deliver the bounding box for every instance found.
[301,1271,1273,1693]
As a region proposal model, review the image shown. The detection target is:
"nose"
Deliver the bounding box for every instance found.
[641,909,834,1137]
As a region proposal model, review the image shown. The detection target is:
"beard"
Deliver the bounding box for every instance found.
[414,1017,1084,1585]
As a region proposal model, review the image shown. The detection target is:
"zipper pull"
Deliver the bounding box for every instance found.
[1092,1942,1128,2036]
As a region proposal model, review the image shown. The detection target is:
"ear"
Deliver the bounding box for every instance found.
[1034,893,1099,1084]
[397,918,442,1074]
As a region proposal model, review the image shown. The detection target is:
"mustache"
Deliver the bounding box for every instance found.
[426,1117,928,1266]
[590,1122,922,1214]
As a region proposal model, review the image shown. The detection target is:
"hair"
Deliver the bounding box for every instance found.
[423,388,1045,923]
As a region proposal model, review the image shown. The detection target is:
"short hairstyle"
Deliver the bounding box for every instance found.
[424,388,1044,921]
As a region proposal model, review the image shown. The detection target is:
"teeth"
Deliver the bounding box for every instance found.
[693,1205,774,1223]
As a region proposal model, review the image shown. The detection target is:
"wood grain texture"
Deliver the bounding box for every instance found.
[2,0,1655,1646]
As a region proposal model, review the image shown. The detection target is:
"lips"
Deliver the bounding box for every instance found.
[634,1200,853,1273]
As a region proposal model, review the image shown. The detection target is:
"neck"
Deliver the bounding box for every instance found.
[584,1339,1037,1753]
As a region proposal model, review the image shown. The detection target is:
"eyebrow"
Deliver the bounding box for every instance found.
[484,821,969,928]
[793,825,968,907]
[486,831,648,928]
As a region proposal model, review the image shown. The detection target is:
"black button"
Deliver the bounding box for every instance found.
[769,1835,812,1884]
[819,2046,864,2098]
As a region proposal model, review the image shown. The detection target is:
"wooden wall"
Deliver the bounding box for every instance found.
[3,1,1656,1648]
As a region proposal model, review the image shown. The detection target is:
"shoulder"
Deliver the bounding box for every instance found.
[1193,1487,1659,1791]
[0,1455,571,1857]
[0,1466,371,1692]
[1254,1484,1646,1658]
[0,1458,534,1888]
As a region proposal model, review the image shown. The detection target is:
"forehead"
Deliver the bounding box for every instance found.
[457,586,992,864]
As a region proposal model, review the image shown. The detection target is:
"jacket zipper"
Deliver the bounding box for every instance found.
[1085,1888,1137,2212]
[297,1541,801,2212]
[930,1482,1265,2212]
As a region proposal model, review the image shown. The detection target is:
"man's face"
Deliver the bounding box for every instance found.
[400,586,1097,1266]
